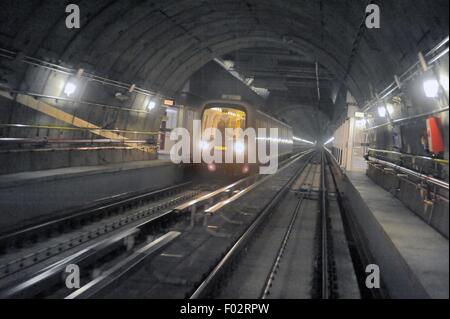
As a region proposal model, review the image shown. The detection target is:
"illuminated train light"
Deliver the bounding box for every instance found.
[256,137,294,144]
[324,136,335,145]
[293,136,315,145]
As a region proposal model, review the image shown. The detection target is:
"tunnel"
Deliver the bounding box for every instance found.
[0,0,448,304]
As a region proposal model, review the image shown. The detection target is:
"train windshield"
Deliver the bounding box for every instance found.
[202,107,246,140]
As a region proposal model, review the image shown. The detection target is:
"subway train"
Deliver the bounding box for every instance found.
[189,99,294,175]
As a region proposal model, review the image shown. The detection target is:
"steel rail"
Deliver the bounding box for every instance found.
[0,182,192,249]
[59,150,313,299]
[65,231,181,299]
[260,161,316,299]
[203,150,315,215]
[320,150,329,299]
[0,151,307,298]
[0,228,140,299]
[0,205,186,299]
[190,150,316,299]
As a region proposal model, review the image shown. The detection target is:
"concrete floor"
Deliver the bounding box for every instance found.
[347,171,449,299]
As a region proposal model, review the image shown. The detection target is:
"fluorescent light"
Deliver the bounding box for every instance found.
[293,136,315,145]
[377,105,386,117]
[147,100,156,111]
[64,82,77,96]
[423,79,439,98]
[324,136,334,145]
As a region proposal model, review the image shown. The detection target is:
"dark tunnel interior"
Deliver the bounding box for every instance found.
[0,0,448,304]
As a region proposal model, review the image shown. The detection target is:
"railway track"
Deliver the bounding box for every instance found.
[81,150,322,299]
[190,150,360,299]
[0,149,363,299]
[0,151,312,298]
[68,150,314,299]
[0,182,199,280]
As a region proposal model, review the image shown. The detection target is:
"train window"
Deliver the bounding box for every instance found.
[202,107,246,140]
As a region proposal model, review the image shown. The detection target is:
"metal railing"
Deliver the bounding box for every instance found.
[368,156,449,190]
[362,36,449,113]
[0,48,173,101]
[368,148,449,166]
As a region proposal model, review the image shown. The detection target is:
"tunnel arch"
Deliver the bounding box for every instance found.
[159,35,357,97]
[2,0,447,108]
[272,103,332,139]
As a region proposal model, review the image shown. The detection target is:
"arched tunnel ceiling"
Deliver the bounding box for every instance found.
[219,45,336,137]
[273,104,331,140]
[0,0,448,137]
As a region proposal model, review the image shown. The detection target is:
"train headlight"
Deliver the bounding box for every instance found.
[234,141,245,154]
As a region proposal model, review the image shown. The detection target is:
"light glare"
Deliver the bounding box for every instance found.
[377,106,386,117]
[64,82,77,96]
[293,136,315,145]
[147,100,156,111]
[324,136,335,146]
[423,79,439,98]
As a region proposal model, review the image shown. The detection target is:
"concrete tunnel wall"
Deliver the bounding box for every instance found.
[0,1,446,101]
[0,0,448,175]
[365,55,449,161]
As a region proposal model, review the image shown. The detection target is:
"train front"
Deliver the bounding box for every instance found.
[197,104,250,175]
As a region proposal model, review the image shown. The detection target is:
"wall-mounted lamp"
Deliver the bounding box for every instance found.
[63,69,84,97]
[423,79,440,98]
[64,81,77,96]
[377,105,387,117]
[147,99,156,111]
